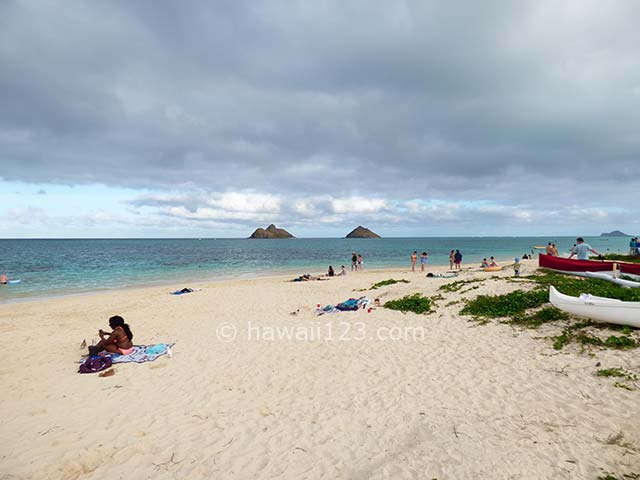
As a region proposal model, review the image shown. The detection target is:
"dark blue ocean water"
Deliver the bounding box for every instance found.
[0,237,631,301]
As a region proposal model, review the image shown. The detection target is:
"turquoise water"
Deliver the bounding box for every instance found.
[0,237,631,302]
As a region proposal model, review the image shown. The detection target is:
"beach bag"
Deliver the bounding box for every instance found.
[79,356,112,374]
[336,298,359,311]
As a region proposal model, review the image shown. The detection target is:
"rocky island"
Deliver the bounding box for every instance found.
[345,226,381,238]
[601,230,630,237]
[249,224,295,239]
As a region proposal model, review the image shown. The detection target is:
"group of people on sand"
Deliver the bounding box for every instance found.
[545,242,559,256]
[327,265,347,277]
[410,251,429,272]
[480,257,499,268]
[449,250,463,270]
[351,252,364,271]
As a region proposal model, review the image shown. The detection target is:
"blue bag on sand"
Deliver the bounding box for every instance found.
[336,298,359,311]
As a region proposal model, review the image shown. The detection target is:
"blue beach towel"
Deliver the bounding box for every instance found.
[80,343,174,365]
[109,344,174,363]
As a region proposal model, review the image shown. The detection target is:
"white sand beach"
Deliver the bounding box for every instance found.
[0,264,638,479]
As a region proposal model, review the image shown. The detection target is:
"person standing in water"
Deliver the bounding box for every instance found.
[410,251,417,272]
[0,273,8,284]
[351,252,357,271]
[449,250,455,270]
[357,254,363,271]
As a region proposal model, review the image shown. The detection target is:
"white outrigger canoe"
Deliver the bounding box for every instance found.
[554,270,640,287]
[583,271,640,288]
[549,286,640,328]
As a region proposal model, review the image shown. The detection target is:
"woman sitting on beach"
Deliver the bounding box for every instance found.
[327,265,335,277]
[88,315,134,356]
[480,258,489,268]
[489,257,498,267]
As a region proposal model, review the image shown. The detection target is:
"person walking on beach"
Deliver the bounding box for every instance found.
[420,252,428,272]
[568,237,602,260]
[513,258,522,277]
[454,250,463,269]
[410,251,417,272]
[357,254,363,271]
[449,250,455,270]
[351,252,357,271]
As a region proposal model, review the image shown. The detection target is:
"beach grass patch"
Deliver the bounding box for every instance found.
[598,473,640,480]
[384,294,432,314]
[459,285,481,294]
[530,272,640,302]
[553,329,637,351]
[614,383,635,391]
[508,307,568,329]
[596,368,638,381]
[552,330,573,350]
[595,254,640,264]
[460,288,547,319]
[370,278,410,289]
[438,279,484,293]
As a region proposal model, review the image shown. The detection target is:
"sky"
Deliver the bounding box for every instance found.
[1,0,639,238]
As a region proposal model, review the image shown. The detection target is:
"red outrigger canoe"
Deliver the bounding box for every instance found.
[539,254,640,277]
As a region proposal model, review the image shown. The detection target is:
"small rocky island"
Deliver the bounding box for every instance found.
[249,224,295,239]
[345,226,381,238]
[601,230,630,237]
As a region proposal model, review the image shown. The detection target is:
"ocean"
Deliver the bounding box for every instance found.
[0,236,631,302]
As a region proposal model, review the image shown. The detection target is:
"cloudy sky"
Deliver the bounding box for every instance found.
[1,0,639,238]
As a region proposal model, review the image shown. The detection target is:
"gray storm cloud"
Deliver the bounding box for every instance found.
[1,0,639,234]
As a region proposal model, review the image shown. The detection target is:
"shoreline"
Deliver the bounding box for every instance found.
[0,255,531,305]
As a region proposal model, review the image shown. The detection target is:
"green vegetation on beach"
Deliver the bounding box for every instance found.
[592,254,640,264]
[449,271,639,351]
[370,278,410,289]
[438,279,484,293]
[529,272,640,301]
[460,289,547,319]
[596,368,638,381]
[508,307,568,329]
[384,294,432,314]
